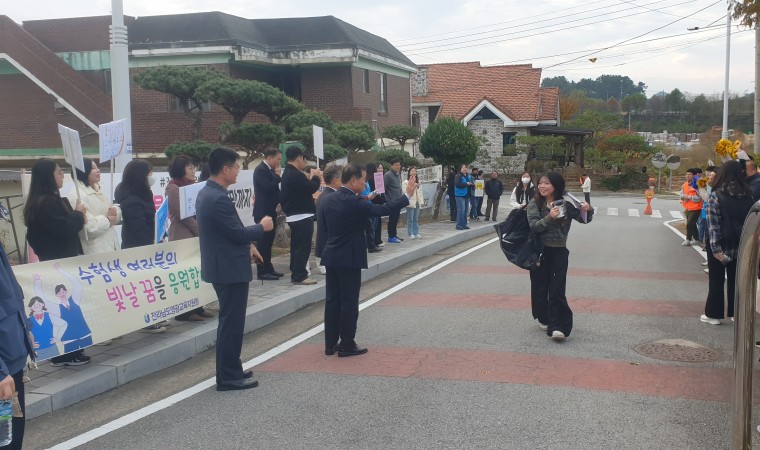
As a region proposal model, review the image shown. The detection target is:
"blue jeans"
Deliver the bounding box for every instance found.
[406,206,420,236]
[455,196,469,228]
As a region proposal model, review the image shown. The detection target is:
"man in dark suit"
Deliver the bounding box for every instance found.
[280,146,322,285]
[196,147,273,391]
[253,148,283,281]
[321,163,416,357]
[315,165,343,275]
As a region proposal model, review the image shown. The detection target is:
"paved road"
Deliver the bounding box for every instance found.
[35,196,758,449]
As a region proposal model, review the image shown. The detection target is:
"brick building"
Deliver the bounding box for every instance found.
[412,62,591,172]
[0,12,416,168]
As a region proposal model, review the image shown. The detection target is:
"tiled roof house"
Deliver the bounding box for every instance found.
[412,62,566,170]
[0,12,416,167]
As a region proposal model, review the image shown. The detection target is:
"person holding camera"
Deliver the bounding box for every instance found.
[527,172,593,342]
[701,160,754,325]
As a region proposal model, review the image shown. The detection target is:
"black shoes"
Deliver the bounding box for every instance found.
[272,271,285,277]
[325,344,340,356]
[243,370,253,378]
[368,247,383,253]
[257,273,280,281]
[338,345,368,357]
[217,377,259,391]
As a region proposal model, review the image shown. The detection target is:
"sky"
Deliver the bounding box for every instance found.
[4,0,755,98]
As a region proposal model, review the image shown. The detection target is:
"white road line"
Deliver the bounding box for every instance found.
[49,237,501,450]
[607,208,618,216]
[651,210,662,218]
[670,210,684,219]
[628,209,640,217]
[663,219,707,261]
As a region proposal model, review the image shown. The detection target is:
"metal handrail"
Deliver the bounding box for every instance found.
[732,201,760,449]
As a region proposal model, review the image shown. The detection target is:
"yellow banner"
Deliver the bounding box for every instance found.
[13,239,216,361]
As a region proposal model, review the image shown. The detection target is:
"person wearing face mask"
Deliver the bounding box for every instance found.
[484,170,504,221]
[510,172,536,209]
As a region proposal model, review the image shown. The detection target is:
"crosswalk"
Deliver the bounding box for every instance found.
[597,207,685,219]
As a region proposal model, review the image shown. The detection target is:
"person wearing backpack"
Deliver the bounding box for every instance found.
[701,161,754,325]
[527,171,593,342]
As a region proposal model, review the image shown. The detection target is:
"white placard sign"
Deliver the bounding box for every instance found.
[58,124,85,172]
[99,119,127,163]
[313,125,324,160]
[178,182,205,220]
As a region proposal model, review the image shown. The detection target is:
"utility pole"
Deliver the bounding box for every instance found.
[755,25,759,154]
[721,0,733,140]
[111,0,133,171]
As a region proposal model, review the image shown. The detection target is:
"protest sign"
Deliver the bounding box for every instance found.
[475,179,485,197]
[313,125,324,161]
[178,182,205,220]
[374,172,385,194]
[57,124,85,173]
[13,239,216,360]
[98,119,127,164]
[415,165,442,184]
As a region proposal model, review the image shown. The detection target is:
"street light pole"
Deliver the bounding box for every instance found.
[111,0,133,171]
[722,0,734,139]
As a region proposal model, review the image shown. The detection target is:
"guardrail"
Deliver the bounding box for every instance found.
[733,202,760,449]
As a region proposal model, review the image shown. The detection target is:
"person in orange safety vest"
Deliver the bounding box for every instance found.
[680,168,703,246]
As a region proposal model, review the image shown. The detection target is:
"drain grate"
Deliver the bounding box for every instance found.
[634,339,722,363]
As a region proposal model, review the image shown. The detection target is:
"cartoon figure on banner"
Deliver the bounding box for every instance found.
[27,297,67,360]
[33,263,93,354]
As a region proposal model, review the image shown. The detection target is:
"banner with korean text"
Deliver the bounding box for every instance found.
[13,239,215,361]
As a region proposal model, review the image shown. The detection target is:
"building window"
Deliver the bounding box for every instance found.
[502,132,518,156]
[169,97,210,113]
[379,73,387,113]
[104,70,112,94]
[363,69,370,94]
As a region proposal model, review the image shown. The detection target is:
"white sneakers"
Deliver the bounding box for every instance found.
[415,234,422,239]
[700,314,721,325]
[682,240,691,246]
[408,235,417,240]
[551,330,566,341]
[318,265,327,275]
[536,320,548,331]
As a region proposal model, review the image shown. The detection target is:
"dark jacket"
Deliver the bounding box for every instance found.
[485,178,505,199]
[26,195,84,261]
[321,187,409,269]
[253,161,281,221]
[527,197,594,247]
[196,180,264,284]
[315,186,337,258]
[384,169,403,202]
[747,173,760,202]
[115,183,155,249]
[0,242,33,378]
[446,172,456,195]
[280,164,321,217]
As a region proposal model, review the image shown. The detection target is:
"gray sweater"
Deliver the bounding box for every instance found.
[384,169,402,202]
[527,198,593,247]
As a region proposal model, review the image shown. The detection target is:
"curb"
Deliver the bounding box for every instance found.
[25,223,496,419]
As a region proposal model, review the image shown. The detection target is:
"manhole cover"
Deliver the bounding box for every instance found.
[634,339,722,362]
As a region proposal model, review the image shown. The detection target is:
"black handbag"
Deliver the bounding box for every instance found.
[494,208,543,270]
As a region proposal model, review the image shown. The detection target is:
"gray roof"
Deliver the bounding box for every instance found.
[129,12,415,69]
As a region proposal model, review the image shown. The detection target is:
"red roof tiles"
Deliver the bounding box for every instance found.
[413,62,558,123]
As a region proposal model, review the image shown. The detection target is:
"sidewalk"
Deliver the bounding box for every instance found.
[23,208,504,420]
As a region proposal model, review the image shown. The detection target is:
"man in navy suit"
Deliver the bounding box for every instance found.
[196,147,273,391]
[252,148,283,281]
[315,165,343,275]
[321,163,417,357]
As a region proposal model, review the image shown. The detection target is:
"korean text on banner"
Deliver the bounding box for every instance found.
[13,239,216,360]
[57,124,85,172]
[98,119,127,164]
[313,125,324,160]
[374,172,385,194]
[178,182,205,220]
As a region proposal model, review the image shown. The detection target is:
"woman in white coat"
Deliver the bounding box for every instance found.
[66,158,121,255]
[402,168,423,239]
[510,171,536,209]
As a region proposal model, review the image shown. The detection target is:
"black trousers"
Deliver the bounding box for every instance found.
[584,192,590,204]
[1,370,24,450]
[212,282,249,384]
[324,267,362,350]
[374,218,383,245]
[288,218,313,282]
[256,228,276,276]
[704,244,737,319]
[365,218,376,249]
[685,210,699,241]
[529,247,573,336]
[387,208,400,239]
[449,193,457,220]
[485,198,500,221]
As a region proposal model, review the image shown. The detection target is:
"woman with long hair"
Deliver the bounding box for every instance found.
[66,158,121,255]
[510,171,535,209]
[24,158,91,366]
[402,167,423,239]
[527,171,593,341]
[166,156,213,322]
[115,159,155,249]
[701,160,754,325]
